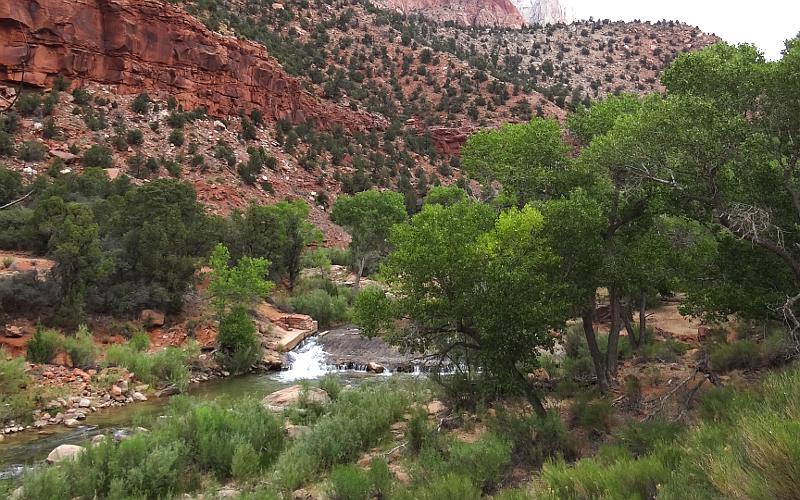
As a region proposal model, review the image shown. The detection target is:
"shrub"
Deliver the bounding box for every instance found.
[126,128,144,145]
[614,418,685,457]
[291,288,349,328]
[169,128,185,146]
[53,76,71,92]
[129,330,151,352]
[392,474,481,500]
[42,117,60,139]
[418,433,512,491]
[231,440,261,481]
[15,92,41,116]
[0,130,13,156]
[274,382,411,490]
[131,93,151,114]
[17,140,47,162]
[217,306,262,374]
[0,347,38,424]
[490,410,577,465]
[82,144,113,168]
[407,405,436,454]
[26,328,63,364]
[71,88,90,105]
[319,373,343,401]
[105,341,197,390]
[64,324,98,368]
[329,464,373,500]
[571,392,613,433]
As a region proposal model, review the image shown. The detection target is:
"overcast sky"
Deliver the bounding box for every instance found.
[566,0,799,60]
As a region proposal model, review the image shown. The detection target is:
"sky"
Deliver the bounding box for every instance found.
[566,0,799,60]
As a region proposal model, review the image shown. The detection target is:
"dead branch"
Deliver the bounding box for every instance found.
[0,190,34,209]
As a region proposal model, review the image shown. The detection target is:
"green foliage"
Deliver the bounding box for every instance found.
[129,329,151,352]
[0,347,39,424]
[489,410,577,466]
[81,145,113,168]
[424,185,468,206]
[290,288,349,328]
[274,382,411,490]
[17,140,47,162]
[63,324,98,368]
[131,93,151,114]
[217,306,262,374]
[566,93,643,145]
[415,433,513,492]
[614,418,685,457]
[209,243,273,315]
[26,328,63,364]
[393,474,481,500]
[0,167,22,205]
[331,189,407,281]
[169,128,185,146]
[571,392,613,433]
[20,398,284,499]
[105,341,197,390]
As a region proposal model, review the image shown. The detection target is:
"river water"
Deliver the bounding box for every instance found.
[0,337,396,474]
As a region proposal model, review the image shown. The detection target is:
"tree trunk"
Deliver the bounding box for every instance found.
[516,368,547,417]
[639,291,647,344]
[605,288,622,377]
[581,306,609,393]
[621,301,637,346]
[354,256,365,291]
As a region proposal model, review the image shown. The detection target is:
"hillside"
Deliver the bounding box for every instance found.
[1,0,719,240]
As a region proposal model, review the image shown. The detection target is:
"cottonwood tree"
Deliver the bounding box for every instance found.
[331,190,407,289]
[462,113,660,391]
[616,38,800,350]
[209,243,273,373]
[354,200,572,415]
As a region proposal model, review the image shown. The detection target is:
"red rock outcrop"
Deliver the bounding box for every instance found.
[373,0,525,28]
[0,0,379,129]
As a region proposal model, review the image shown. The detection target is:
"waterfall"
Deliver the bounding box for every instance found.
[274,337,334,382]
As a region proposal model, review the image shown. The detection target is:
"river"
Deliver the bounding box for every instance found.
[0,336,405,475]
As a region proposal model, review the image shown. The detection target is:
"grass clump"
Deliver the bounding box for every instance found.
[489,409,577,466]
[63,325,98,368]
[0,348,41,424]
[392,473,481,500]
[105,340,198,390]
[274,381,411,490]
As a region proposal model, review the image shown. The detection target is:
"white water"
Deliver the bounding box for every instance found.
[274,337,335,382]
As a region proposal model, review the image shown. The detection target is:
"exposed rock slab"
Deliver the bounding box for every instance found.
[262,385,329,411]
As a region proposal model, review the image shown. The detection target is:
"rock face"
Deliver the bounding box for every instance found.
[0,0,377,129]
[512,0,572,25]
[373,0,525,28]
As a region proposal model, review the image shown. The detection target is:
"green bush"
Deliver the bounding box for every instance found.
[571,392,613,433]
[709,339,761,371]
[126,128,144,146]
[490,410,576,466]
[329,464,373,500]
[392,473,481,500]
[131,93,151,114]
[418,433,512,492]
[274,382,411,490]
[614,418,685,457]
[217,306,262,374]
[291,288,349,328]
[17,140,47,162]
[406,405,436,455]
[169,128,185,147]
[82,144,113,168]
[26,328,63,364]
[15,93,41,116]
[129,330,150,352]
[319,373,343,401]
[64,324,98,368]
[105,341,197,390]
[23,398,285,499]
[0,347,38,424]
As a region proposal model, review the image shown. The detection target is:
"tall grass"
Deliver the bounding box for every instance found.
[105,340,198,390]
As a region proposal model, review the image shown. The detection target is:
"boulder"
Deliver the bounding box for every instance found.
[155,385,180,397]
[284,423,310,439]
[63,418,81,427]
[46,444,84,464]
[262,385,329,411]
[132,391,147,401]
[426,400,448,416]
[217,487,240,498]
[366,362,385,374]
[140,309,165,327]
[78,398,91,408]
[110,385,123,397]
[3,325,23,338]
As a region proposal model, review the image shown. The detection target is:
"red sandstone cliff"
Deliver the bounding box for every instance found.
[373,0,525,28]
[0,0,379,130]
